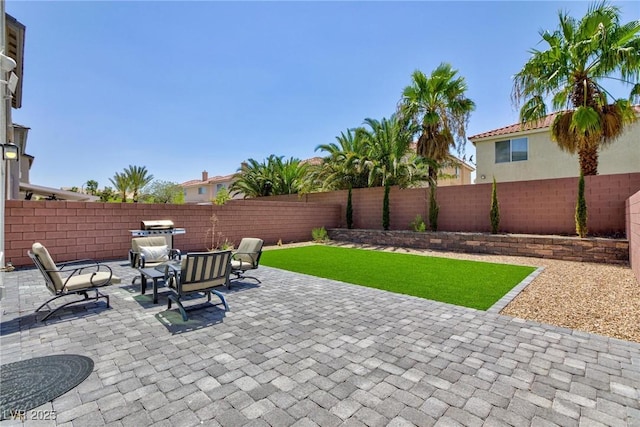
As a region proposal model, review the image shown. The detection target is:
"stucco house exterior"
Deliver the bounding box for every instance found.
[181,171,240,204]
[470,107,640,183]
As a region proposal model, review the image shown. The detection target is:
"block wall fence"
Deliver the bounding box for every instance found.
[3,200,341,267]
[268,173,640,236]
[627,190,640,283]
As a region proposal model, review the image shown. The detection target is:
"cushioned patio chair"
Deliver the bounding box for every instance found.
[165,251,232,321]
[28,242,117,321]
[230,238,264,284]
[129,236,181,284]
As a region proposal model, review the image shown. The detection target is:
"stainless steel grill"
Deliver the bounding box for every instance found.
[130,220,186,247]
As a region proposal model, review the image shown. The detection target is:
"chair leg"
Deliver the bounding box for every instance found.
[167,294,188,321]
[230,272,261,284]
[36,289,109,321]
[210,290,229,312]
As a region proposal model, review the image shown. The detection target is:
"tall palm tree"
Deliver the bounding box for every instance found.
[512,1,639,175]
[399,63,475,183]
[123,165,154,202]
[109,172,129,203]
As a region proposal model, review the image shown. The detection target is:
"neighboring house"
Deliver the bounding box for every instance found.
[470,107,640,183]
[407,143,474,186]
[435,156,474,186]
[181,171,240,204]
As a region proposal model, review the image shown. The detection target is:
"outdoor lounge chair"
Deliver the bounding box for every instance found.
[165,251,232,321]
[230,238,264,284]
[28,242,116,321]
[129,236,181,284]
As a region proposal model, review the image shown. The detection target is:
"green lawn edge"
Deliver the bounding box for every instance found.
[261,245,536,311]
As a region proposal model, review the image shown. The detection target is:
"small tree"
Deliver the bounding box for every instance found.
[346,186,353,229]
[575,173,588,238]
[214,187,231,205]
[99,186,115,202]
[382,183,390,230]
[428,185,439,231]
[490,177,500,234]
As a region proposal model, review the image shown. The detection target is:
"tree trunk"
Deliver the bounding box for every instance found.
[578,143,599,176]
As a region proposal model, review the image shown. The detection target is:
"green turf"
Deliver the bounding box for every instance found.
[260,245,536,310]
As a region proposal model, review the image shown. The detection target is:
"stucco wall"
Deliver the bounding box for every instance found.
[4,200,341,267]
[474,121,640,184]
[627,190,640,283]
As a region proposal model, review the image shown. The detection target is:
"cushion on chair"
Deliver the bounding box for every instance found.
[233,238,263,267]
[170,251,229,292]
[139,245,169,263]
[64,272,114,291]
[231,259,251,271]
[131,236,168,253]
[31,242,64,291]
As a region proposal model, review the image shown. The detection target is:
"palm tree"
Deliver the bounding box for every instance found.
[109,172,129,202]
[357,116,425,188]
[230,158,273,198]
[512,1,639,175]
[399,63,475,183]
[85,180,99,195]
[230,155,310,198]
[315,129,369,190]
[358,115,430,229]
[123,165,154,202]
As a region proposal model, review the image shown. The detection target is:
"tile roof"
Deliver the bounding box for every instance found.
[469,113,559,141]
[469,105,640,141]
[180,173,235,187]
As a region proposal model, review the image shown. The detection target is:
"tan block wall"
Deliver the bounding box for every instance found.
[4,200,341,267]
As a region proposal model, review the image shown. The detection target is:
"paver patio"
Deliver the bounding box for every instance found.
[0,259,639,426]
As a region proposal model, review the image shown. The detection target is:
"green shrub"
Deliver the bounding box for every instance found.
[410,215,426,232]
[382,183,390,230]
[428,185,439,231]
[575,173,588,238]
[312,227,329,242]
[490,177,500,234]
[346,186,353,229]
[213,187,231,205]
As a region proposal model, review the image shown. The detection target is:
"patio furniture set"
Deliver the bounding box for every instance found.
[27,236,264,322]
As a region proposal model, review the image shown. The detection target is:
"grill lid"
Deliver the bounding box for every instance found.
[141,220,174,230]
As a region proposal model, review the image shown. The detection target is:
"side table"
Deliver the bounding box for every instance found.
[138,267,166,304]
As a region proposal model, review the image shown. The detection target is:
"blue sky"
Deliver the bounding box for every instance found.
[7,1,640,189]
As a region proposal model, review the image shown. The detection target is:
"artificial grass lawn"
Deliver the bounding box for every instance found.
[260,245,536,311]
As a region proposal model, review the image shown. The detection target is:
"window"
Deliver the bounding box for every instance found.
[216,183,226,191]
[495,137,528,163]
[198,187,206,195]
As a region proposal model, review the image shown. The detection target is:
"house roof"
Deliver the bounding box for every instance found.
[469,114,559,141]
[469,105,640,141]
[301,156,323,166]
[20,182,99,202]
[180,173,235,187]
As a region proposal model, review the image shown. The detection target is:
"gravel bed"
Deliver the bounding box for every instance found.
[271,242,640,343]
